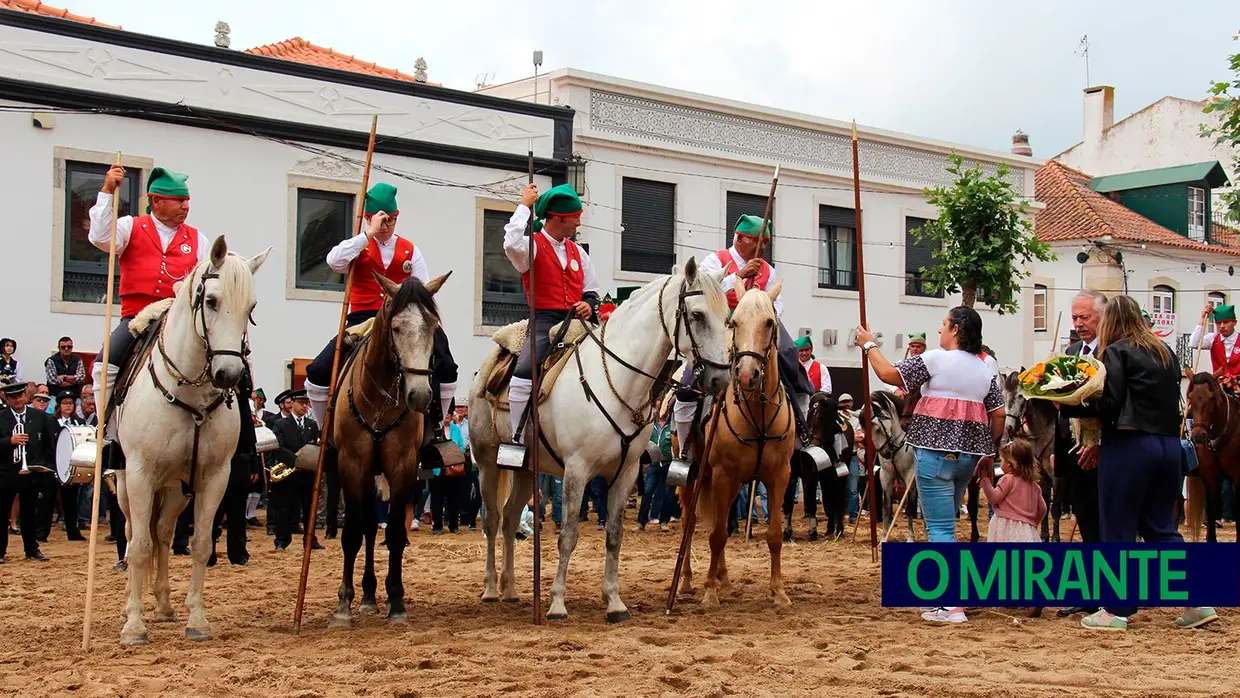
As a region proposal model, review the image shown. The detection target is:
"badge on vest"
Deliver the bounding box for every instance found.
[402,260,412,274]
[570,259,580,272]
[180,243,191,255]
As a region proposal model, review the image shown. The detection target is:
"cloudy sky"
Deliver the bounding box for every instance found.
[68,0,1238,157]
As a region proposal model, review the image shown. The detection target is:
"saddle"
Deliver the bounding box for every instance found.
[479,318,591,409]
[103,299,173,430]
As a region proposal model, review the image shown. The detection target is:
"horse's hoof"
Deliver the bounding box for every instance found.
[500,596,521,604]
[359,603,379,615]
[388,613,409,625]
[773,595,792,611]
[547,611,568,621]
[702,592,720,608]
[606,609,631,624]
[120,632,149,646]
[480,594,499,603]
[185,627,213,642]
[154,612,176,623]
[328,615,352,629]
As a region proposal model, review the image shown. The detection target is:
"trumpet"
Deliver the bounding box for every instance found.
[13,420,27,474]
[269,461,294,483]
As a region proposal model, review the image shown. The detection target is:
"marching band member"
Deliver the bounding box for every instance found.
[0,381,56,561]
[303,183,458,432]
[1189,303,1240,391]
[269,390,322,551]
[502,183,600,444]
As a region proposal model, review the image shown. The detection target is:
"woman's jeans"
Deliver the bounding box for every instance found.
[639,463,668,525]
[914,447,981,543]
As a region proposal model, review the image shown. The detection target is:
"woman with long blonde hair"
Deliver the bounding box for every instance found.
[1069,295,1217,631]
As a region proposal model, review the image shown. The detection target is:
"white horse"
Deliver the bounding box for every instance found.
[470,258,730,622]
[869,390,917,541]
[115,236,268,645]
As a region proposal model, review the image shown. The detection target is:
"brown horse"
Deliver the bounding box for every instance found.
[783,392,852,541]
[330,271,450,627]
[1186,372,1240,543]
[682,282,795,609]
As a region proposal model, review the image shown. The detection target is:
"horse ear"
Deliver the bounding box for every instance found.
[247,246,272,274]
[684,256,698,281]
[209,235,228,268]
[424,271,452,295]
[374,272,401,298]
[766,279,784,304]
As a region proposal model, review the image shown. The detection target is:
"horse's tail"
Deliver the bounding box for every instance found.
[1186,474,1205,542]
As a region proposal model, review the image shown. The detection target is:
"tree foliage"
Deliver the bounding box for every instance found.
[910,154,1054,314]
[1203,30,1240,221]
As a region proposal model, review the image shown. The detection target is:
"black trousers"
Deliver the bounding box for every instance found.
[212,478,250,563]
[101,316,138,370]
[430,474,467,531]
[515,309,572,379]
[1065,464,1100,543]
[273,471,314,546]
[61,483,82,538]
[106,487,126,561]
[33,471,58,539]
[0,479,40,557]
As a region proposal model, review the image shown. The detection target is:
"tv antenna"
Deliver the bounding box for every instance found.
[475,72,495,90]
[1075,35,1091,86]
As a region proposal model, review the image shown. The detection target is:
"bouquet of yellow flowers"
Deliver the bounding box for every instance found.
[1018,354,1106,446]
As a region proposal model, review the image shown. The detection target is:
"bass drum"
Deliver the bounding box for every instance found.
[56,425,97,485]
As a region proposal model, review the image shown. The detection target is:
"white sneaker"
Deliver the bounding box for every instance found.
[921,607,967,623]
[411,519,420,531]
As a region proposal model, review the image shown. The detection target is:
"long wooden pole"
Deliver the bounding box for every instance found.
[744,165,780,291]
[526,149,543,626]
[666,400,724,614]
[1049,311,1063,357]
[81,151,123,651]
[851,122,880,562]
[744,478,759,540]
[1184,308,1208,542]
[293,115,379,633]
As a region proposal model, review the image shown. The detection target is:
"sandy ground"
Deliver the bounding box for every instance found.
[0,510,1235,698]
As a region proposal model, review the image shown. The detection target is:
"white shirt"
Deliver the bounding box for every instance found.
[325,233,429,281]
[88,192,210,262]
[503,205,599,293]
[698,246,784,317]
[1189,325,1237,357]
[800,358,832,395]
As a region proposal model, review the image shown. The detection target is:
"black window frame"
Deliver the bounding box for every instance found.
[294,188,355,292]
[620,177,676,274]
[904,216,942,298]
[725,191,774,263]
[817,205,857,291]
[62,160,138,304]
[482,208,527,327]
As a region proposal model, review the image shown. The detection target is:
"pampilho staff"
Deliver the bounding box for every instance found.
[524,149,543,625]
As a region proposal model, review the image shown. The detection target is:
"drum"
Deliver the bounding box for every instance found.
[293,443,321,472]
[254,426,278,454]
[56,425,97,485]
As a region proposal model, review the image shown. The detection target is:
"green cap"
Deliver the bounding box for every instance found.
[1214,304,1236,321]
[907,332,927,345]
[794,335,812,350]
[533,183,583,232]
[734,214,771,239]
[1141,308,1153,326]
[364,183,398,215]
[146,167,190,198]
[255,388,266,400]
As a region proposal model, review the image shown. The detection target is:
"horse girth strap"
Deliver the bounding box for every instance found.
[146,361,229,495]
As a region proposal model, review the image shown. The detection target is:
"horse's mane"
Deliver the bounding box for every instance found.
[1191,372,1220,389]
[607,262,726,324]
[870,391,903,422]
[385,277,440,321]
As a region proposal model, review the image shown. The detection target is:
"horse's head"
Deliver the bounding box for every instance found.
[374,271,450,414]
[666,257,730,395]
[808,391,841,444]
[1188,372,1225,446]
[868,390,902,452]
[729,280,783,393]
[185,236,269,389]
[1002,369,1028,439]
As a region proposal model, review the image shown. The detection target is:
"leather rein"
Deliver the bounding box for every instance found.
[344,302,436,445]
[722,313,791,480]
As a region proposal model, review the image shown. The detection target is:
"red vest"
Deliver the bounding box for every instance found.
[715,249,772,309]
[804,361,823,392]
[523,233,584,311]
[1210,333,1240,377]
[118,215,199,318]
[348,236,416,313]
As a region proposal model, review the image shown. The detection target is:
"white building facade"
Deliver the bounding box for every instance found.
[0,11,574,394]
[482,69,1043,393]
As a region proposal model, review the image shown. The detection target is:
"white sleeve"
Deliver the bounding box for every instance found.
[503,206,533,274]
[766,264,784,318]
[196,232,211,263]
[818,362,832,395]
[87,192,134,256]
[1189,325,1215,350]
[698,252,734,293]
[325,233,370,273]
[409,246,430,283]
[579,246,600,294]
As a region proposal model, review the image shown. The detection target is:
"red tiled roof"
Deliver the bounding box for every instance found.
[1035,160,1240,257]
[0,0,118,27]
[245,37,423,83]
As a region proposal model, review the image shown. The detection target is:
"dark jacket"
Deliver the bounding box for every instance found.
[1064,338,1181,437]
[271,413,319,467]
[0,407,59,487]
[230,371,261,486]
[1054,341,1087,476]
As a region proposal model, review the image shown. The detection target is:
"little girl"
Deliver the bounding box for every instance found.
[978,438,1046,542]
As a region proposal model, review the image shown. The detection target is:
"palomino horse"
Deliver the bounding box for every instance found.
[782,392,850,541]
[116,237,268,645]
[471,258,730,621]
[998,370,1057,541]
[682,282,796,609]
[870,391,917,541]
[330,272,450,627]
[1187,373,1240,543]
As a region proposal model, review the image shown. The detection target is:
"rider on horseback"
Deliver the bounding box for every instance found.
[503,182,600,444]
[88,165,211,407]
[303,183,458,433]
[1190,303,1240,394]
[672,215,815,456]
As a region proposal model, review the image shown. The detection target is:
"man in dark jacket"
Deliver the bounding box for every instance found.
[210,369,262,566]
[0,381,57,561]
[270,390,322,550]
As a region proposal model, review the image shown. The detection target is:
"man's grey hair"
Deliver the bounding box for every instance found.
[1073,290,1107,313]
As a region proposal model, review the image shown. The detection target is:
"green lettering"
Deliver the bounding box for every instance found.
[1010,544,1021,601]
[1159,551,1188,601]
[1023,550,1054,601]
[1058,550,1089,601]
[1130,550,1158,601]
[908,551,949,600]
[1092,550,1127,599]
[962,550,1005,601]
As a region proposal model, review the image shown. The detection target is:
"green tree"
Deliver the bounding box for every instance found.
[1203,30,1240,221]
[910,154,1054,314]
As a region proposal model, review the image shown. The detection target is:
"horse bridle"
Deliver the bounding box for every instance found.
[871,396,907,461]
[345,301,436,444]
[722,313,790,478]
[1193,383,1238,453]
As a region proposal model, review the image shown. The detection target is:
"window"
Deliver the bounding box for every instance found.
[725,191,774,263]
[295,189,353,291]
[1208,291,1227,333]
[904,216,941,297]
[482,209,526,326]
[1151,284,1176,316]
[620,177,675,274]
[817,205,857,290]
[62,161,139,303]
[1033,284,1048,331]
[1189,186,1206,242]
